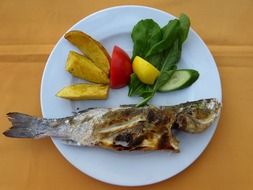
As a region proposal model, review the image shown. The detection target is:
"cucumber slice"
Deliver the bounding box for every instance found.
[158,69,199,92]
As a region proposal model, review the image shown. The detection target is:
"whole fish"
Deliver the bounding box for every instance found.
[3,98,221,151]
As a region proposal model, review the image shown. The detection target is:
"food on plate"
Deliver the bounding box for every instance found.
[159,69,199,92]
[3,99,221,151]
[64,30,110,74]
[65,51,109,84]
[110,46,132,89]
[61,14,196,105]
[128,14,195,106]
[132,56,160,85]
[56,83,109,100]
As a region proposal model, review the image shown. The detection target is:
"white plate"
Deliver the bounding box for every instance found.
[40,5,222,186]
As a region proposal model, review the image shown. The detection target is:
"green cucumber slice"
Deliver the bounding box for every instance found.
[158,69,199,92]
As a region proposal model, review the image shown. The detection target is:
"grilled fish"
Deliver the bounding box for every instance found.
[3,98,221,151]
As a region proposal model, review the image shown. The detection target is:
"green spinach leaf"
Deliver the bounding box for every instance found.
[128,74,148,96]
[145,19,180,57]
[131,19,162,60]
[179,13,191,44]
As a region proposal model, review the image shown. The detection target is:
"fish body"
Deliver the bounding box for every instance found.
[3,98,221,151]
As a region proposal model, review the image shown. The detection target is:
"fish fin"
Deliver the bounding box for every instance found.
[3,112,51,138]
[73,107,98,115]
[119,104,154,107]
[120,104,136,107]
[61,139,80,146]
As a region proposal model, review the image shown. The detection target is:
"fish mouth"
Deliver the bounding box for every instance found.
[172,98,221,133]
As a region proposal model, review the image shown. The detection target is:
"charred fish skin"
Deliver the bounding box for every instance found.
[3,98,221,151]
[95,106,179,151]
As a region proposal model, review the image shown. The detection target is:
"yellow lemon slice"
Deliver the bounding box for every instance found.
[132,56,160,85]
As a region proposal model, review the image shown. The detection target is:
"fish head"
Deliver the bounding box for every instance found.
[167,98,221,133]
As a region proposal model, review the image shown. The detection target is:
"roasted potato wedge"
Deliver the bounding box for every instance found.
[66,51,109,84]
[56,83,109,100]
[64,30,110,74]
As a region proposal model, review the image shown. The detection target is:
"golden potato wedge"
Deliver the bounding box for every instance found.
[64,30,110,74]
[66,51,109,84]
[56,83,109,100]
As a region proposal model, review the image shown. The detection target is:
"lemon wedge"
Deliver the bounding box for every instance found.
[132,56,160,85]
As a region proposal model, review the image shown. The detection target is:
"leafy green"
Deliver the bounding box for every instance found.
[178,14,191,44]
[131,19,162,60]
[147,53,164,69]
[145,19,180,57]
[128,74,147,96]
[128,14,191,106]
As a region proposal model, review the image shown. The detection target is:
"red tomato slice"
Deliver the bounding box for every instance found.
[110,46,132,89]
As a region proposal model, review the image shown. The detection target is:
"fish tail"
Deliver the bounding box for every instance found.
[3,112,53,138]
